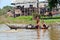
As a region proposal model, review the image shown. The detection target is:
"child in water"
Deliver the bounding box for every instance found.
[35,16,40,29]
[41,19,47,28]
[35,16,46,29]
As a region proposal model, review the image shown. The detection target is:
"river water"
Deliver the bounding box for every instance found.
[0,24,60,40]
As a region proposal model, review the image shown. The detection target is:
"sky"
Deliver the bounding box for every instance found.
[0,0,45,8]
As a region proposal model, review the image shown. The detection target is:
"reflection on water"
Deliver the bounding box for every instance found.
[40,29,50,40]
[36,29,50,40]
[50,28,60,40]
[0,25,60,40]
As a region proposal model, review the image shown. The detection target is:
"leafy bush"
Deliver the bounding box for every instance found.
[0,6,13,16]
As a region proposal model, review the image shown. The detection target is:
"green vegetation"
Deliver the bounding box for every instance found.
[0,6,13,16]
[0,6,60,25]
[48,0,58,10]
[0,16,60,25]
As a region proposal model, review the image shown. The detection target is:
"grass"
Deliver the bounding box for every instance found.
[0,15,60,25]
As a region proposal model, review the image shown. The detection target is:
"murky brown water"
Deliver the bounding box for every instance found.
[0,24,60,40]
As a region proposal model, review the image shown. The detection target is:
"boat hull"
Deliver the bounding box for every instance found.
[7,25,49,30]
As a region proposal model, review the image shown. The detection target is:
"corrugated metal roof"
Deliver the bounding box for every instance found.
[11,0,37,3]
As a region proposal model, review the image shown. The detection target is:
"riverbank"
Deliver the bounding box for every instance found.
[0,16,60,25]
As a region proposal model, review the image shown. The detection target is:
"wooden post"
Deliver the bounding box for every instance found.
[37,0,40,14]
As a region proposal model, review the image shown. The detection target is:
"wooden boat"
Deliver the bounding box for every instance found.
[26,25,49,29]
[7,25,20,30]
[6,24,25,30]
[7,24,49,30]
[40,26,49,29]
[25,24,49,29]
